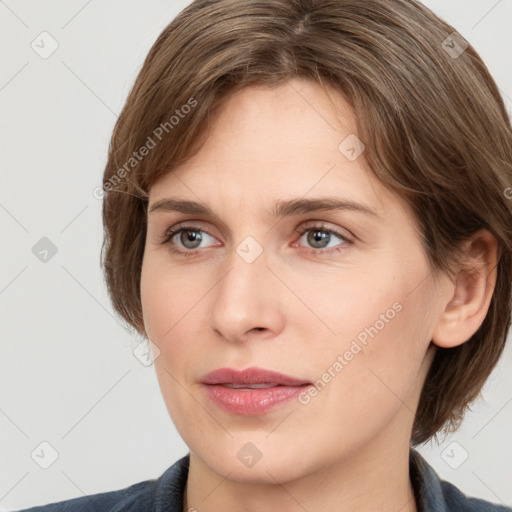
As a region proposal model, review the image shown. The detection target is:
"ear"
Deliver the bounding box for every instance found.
[432,229,498,349]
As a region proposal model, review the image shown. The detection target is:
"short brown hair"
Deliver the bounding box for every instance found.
[100,0,512,445]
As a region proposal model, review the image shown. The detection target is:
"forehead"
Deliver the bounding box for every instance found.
[148,79,410,223]
[198,79,358,156]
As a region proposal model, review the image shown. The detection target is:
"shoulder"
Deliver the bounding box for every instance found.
[10,479,155,512]
[440,479,512,512]
[410,449,511,512]
[10,454,190,512]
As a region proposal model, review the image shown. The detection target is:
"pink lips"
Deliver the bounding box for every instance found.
[200,367,312,415]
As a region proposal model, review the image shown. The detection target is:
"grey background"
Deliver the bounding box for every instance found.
[1,1,511,510]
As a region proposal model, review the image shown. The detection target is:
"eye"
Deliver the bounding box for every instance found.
[160,224,220,254]
[294,223,352,253]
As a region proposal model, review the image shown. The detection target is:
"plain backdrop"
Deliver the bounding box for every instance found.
[1,0,511,510]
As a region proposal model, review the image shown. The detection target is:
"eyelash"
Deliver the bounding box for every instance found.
[159,222,353,257]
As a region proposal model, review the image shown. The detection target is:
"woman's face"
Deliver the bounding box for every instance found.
[140,78,445,483]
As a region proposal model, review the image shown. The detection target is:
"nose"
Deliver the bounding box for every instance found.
[209,243,286,344]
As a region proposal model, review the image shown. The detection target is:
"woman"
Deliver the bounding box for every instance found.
[17,0,512,510]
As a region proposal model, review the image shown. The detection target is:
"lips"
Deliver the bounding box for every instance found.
[200,367,312,415]
[200,367,311,387]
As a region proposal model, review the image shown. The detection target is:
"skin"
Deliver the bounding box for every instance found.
[140,78,498,512]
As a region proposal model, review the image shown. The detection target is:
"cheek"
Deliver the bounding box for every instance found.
[140,256,207,342]
[140,258,211,389]
[303,261,435,407]
[307,241,435,352]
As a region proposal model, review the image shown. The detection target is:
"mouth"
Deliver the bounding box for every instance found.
[200,367,312,415]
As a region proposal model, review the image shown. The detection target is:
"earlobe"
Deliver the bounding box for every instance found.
[431,229,498,349]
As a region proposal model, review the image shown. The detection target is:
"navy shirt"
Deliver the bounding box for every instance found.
[13,449,511,511]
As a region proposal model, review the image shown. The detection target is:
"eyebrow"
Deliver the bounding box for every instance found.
[148,197,378,218]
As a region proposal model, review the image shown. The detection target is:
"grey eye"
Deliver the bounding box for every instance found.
[300,229,344,250]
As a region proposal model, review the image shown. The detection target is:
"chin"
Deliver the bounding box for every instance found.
[192,435,318,485]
